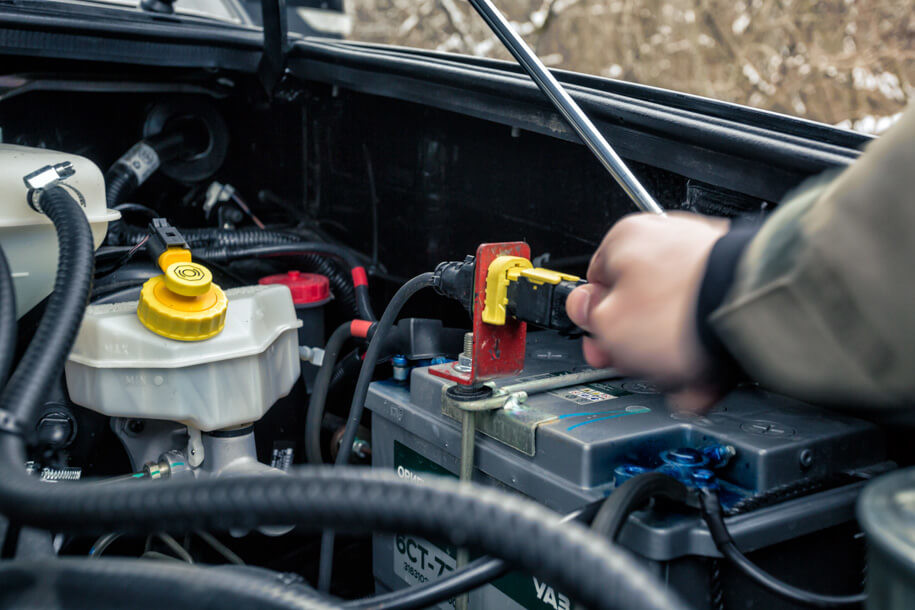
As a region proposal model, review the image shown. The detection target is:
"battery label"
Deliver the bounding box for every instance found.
[548,380,630,405]
[549,385,616,404]
[392,442,572,609]
[393,534,457,609]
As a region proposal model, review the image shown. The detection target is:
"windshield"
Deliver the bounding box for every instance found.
[70,0,251,24]
[347,0,912,133]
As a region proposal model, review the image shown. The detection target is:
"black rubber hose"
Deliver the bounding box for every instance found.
[591,472,690,541]
[0,244,17,386]
[300,252,359,319]
[106,164,137,208]
[330,349,362,389]
[108,227,370,320]
[0,467,687,610]
[111,225,301,248]
[318,273,434,591]
[0,559,337,610]
[307,322,361,464]
[0,186,94,426]
[698,487,865,608]
[105,131,187,209]
[194,242,376,321]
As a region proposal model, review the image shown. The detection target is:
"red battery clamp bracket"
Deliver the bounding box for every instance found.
[429,241,530,385]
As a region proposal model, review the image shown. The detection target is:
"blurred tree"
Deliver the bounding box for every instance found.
[348,0,913,131]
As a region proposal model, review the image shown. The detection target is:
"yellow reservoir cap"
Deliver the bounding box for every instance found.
[164,261,213,297]
[137,264,228,341]
[158,246,193,273]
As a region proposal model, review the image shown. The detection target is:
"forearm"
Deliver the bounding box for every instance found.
[702,105,915,408]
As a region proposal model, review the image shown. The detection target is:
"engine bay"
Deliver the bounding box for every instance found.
[0,36,900,609]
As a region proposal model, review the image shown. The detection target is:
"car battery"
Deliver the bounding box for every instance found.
[366,332,888,609]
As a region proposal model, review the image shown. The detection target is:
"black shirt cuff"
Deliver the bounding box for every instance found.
[695,223,760,378]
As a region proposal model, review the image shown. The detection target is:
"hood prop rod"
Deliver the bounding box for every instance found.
[258,0,289,98]
[465,0,664,214]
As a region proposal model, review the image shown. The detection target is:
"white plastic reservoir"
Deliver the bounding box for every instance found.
[0,145,119,316]
[65,285,303,431]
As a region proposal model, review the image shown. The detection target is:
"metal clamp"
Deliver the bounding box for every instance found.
[23,162,75,191]
[442,367,619,455]
[23,162,77,213]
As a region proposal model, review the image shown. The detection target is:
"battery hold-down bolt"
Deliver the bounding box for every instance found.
[453,332,474,373]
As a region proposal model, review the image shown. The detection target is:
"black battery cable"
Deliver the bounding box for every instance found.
[698,487,866,608]
[590,472,690,541]
[343,502,602,610]
[306,319,375,464]
[316,272,435,591]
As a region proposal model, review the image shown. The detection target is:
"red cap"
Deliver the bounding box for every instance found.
[259,271,331,305]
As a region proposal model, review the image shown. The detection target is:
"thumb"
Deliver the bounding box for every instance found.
[565,283,597,332]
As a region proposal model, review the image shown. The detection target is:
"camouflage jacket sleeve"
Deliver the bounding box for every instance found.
[709,104,915,408]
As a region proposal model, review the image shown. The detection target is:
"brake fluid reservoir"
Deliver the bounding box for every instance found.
[65,285,302,431]
[0,145,119,316]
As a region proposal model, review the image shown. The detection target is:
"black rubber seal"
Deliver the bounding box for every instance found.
[446,384,494,402]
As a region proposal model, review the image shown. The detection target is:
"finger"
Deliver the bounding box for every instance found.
[566,282,616,332]
[666,384,725,415]
[565,283,596,332]
[582,336,614,369]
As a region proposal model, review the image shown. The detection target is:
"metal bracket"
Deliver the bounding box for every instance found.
[258,0,289,97]
[186,427,205,468]
[442,368,619,455]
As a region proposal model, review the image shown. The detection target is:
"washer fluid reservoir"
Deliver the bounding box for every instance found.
[65,285,302,431]
[0,145,119,316]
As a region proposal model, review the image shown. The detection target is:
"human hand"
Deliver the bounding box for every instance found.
[565,212,729,412]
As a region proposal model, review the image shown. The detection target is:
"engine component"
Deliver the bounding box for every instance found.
[858,466,915,610]
[259,270,331,390]
[65,284,302,431]
[136,261,229,341]
[366,332,888,609]
[141,98,229,184]
[0,147,118,316]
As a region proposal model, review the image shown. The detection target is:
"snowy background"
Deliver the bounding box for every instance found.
[346,0,912,133]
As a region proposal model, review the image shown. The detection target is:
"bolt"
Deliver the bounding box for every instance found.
[392,355,410,382]
[353,439,371,459]
[799,449,814,469]
[665,447,706,466]
[453,332,473,373]
[503,391,528,411]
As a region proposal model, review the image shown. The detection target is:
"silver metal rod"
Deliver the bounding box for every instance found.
[456,410,476,610]
[500,367,619,396]
[466,0,664,215]
[459,410,476,482]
